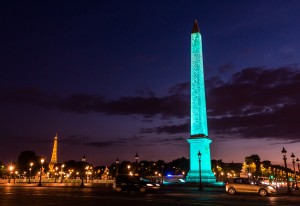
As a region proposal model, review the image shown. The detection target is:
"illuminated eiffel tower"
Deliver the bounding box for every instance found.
[49,133,58,171]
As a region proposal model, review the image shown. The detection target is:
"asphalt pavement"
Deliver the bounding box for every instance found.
[1,182,300,206]
[2,181,300,196]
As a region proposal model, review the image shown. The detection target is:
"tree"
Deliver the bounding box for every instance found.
[245,154,261,177]
[0,162,6,178]
[165,157,189,175]
[228,162,243,176]
[76,160,89,186]
[211,159,224,180]
[17,151,39,177]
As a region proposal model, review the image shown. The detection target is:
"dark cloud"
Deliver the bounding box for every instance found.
[207,66,300,117]
[0,85,189,118]
[2,65,300,142]
[60,135,147,148]
[104,94,188,118]
[207,65,300,140]
[135,88,155,97]
[168,82,189,95]
[270,139,300,145]
[218,63,234,74]
[0,87,53,107]
[84,141,116,148]
[154,137,186,143]
[141,123,189,134]
[140,65,300,143]
[57,94,106,113]
[206,77,224,89]
[60,135,92,145]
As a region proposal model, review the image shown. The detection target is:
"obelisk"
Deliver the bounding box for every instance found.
[186,20,216,184]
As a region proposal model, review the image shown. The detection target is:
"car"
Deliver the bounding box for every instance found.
[112,175,160,193]
[226,178,277,196]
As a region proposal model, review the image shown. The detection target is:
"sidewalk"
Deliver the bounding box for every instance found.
[276,187,300,196]
[161,183,300,196]
[0,182,111,188]
[206,186,300,196]
[2,182,300,196]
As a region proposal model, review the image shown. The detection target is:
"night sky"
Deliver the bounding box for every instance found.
[1,0,300,167]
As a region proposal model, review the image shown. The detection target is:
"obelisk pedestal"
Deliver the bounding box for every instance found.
[186,137,216,183]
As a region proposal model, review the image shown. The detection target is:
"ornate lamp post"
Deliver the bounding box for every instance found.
[135,153,139,175]
[54,167,58,183]
[80,171,85,188]
[281,147,292,193]
[14,171,18,183]
[115,158,119,177]
[38,158,45,187]
[291,153,298,190]
[28,162,33,184]
[296,158,300,189]
[295,157,300,190]
[85,166,89,183]
[198,151,203,191]
[161,164,164,184]
[60,164,65,183]
[8,166,14,183]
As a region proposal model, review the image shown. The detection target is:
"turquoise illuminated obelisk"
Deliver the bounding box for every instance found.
[186,20,216,183]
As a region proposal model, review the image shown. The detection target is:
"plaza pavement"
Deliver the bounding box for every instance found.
[2,181,300,196]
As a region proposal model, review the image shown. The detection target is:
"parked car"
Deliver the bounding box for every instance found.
[112,175,160,193]
[226,178,277,196]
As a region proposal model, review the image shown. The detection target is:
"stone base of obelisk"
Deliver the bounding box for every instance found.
[186,170,216,184]
[186,137,216,184]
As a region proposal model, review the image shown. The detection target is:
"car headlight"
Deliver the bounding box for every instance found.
[146,183,153,187]
[268,185,275,190]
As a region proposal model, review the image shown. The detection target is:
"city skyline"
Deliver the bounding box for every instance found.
[1,1,300,167]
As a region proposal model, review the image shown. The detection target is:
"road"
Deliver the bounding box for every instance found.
[0,184,299,206]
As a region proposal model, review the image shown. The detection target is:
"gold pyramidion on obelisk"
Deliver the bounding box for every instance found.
[49,133,58,171]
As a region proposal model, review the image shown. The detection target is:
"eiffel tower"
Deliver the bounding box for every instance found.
[49,133,58,171]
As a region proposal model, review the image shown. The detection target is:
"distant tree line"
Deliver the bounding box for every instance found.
[212,154,297,182]
[0,151,190,180]
[1,151,297,182]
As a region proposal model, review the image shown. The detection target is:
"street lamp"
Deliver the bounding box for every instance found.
[281,147,292,193]
[38,158,45,187]
[291,153,298,190]
[28,162,33,184]
[135,153,139,174]
[55,167,58,183]
[85,166,89,183]
[8,165,14,183]
[80,171,85,188]
[161,164,164,184]
[297,158,300,189]
[14,171,20,183]
[60,164,65,183]
[14,171,18,183]
[198,151,203,191]
[115,158,119,177]
[89,166,93,180]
